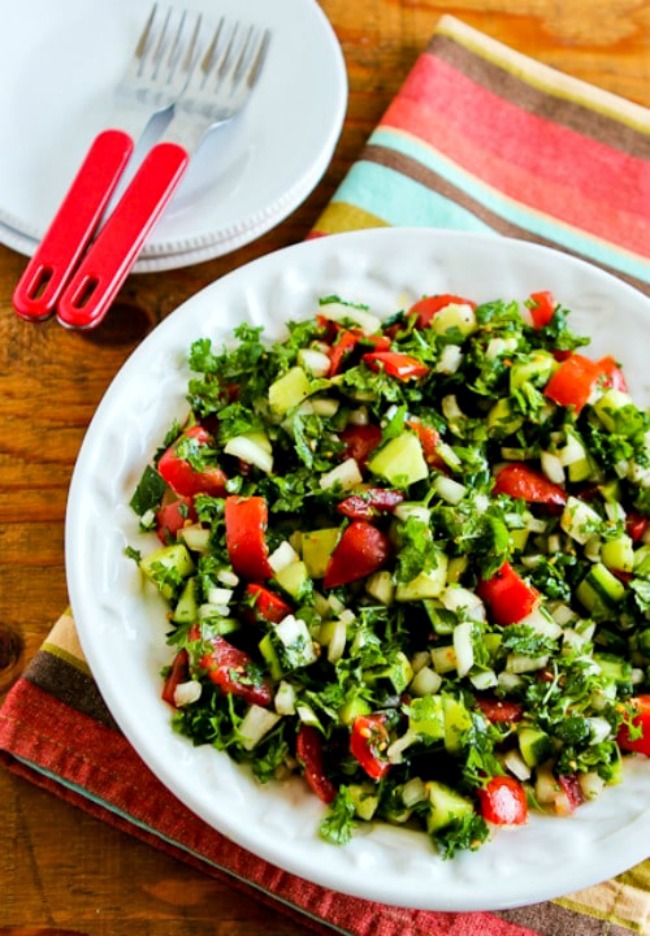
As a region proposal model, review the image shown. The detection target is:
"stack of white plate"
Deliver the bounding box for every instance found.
[1,0,347,272]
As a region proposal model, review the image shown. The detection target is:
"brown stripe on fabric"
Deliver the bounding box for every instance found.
[429,33,650,160]
[361,143,650,297]
[498,901,636,935]
[23,648,119,732]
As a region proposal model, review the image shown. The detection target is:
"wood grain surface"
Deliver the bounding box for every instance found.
[1,1,648,932]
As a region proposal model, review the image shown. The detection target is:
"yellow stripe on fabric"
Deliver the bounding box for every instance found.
[557,874,650,933]
[312,202,389,235]
[436,16,650,134]
[41,609,91,675]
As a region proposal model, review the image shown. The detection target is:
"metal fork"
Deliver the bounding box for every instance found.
[13,4,201,322]
[56,19,271,331]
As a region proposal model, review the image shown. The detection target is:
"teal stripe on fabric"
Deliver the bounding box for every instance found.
[11,754,350,936]
[332,159,495,233]
[365,127,650,284]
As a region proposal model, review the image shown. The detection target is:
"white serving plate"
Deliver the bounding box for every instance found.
[66,228,650,911]
[0,0,347,269]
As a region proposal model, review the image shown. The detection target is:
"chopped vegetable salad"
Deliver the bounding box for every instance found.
[129,289,650,857]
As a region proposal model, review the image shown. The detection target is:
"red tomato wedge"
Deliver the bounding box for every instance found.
[339,424,382,470]
[626,512,649,542]
[199,635,272,707]
[528,290,556,328]
[296,725,337,804]
[597,355,628,392]
[492,463,567,507]
[350,714,391,780]
[477,776,528,825]
[323,521,391,589]
[328,329,360,376]
[155,497,196,544]
[617,695,650,756]
[477,562,541,626]
[544,353,602,414]
[362,351,429,381]
[158,425,228,497]
[245,583,293,624]
[337,488,404,520]
[161,649,190,707]
[475,697,524,724]
[409,294,476,329]
[224,496,273,581]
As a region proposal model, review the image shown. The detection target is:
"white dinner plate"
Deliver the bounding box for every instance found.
[66,229,650,911]
[0,0,347,269]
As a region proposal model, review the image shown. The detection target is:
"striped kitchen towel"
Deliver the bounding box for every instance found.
[2,14,650,936]
[312,16,650,297]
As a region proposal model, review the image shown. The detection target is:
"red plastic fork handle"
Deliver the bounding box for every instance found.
[56,142,189,330]
[12,129,134,322]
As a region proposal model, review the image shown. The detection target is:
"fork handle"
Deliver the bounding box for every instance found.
[12,130,134,322]
[56,142,189,330]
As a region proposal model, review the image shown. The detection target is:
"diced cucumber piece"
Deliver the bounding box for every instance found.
[429,303,477,338]
[338,693,372,726]
[395,554,448,601]
[171,576,198,624]
[443,695,472,754]
[594,653,632,685]
[140,543,195,600]
[365,569,395,605]
[576,562,626,617]
[594,389,635,432]
[487,398,524,439]
[348,783,380,821]
[561,496,602,545]
[600,534,635,573]
[518,726,553,767]
[274,560,310,599]
[259,633,283,680]
[425,780,474,833]
[408,694,445,741]
[367,432,429,486]
[365,650,414,693]
[302,528,340,579]
[509,351,555,391]
[268,366,311,415]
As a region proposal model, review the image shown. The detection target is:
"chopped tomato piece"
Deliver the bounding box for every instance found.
[245,583,293,624]
[528,290,556,328]
[224,496,273,581]
[597,355,628,392]
[199,635,272,707]
[492,463,567,507]
[477,776,528,825]
[617,695,650,756]
[337,488,404,520]
[477,561,541,626]
[328,329,360,376]
[158,425,228,497]
[296,725,337,804]
[339,424,382,470]
[323,521,391,589]
[626,512,648,542]
[554,774,584,815]
[155,497,196,544]
[407,420,446,469]
[362,351,429,381]
[161,649,190,707]
[409,294,476,329]
[475,697,524,724]
[544,353,602,414]
[350,714,391,780]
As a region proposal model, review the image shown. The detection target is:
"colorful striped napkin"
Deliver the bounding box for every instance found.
[2,15,650,936]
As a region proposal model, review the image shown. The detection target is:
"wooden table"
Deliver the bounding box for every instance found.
[1,1,648,932]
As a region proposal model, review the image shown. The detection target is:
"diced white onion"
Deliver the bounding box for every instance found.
[436,345,463,374]
[347,406,369,426]
[561,496,602,545]
[586,717,612,744]
[469,669,498,690]
[401,776,427,807]
[206,587,233,606]
[319,302,381,335]
[433,475,467,505]
[442,394,465,423]
[436,442,462,470]
[298,347,331,378]
[239,705,282,751]
[579,771,606,801]
[387,731,417,764]
[217,569,239,587]
[540,450,565,485]
[311,397,340,417]
[327,619,348,663]
[517,607,562,640]
[268,541,300,574]
[180,524,211,553]
[506,653,549,674]
[441,585,486,622]
[558,433,587,466]
[410,650,432,674]
[173,680,202,707]
[503,749,531,782]
[394,502,431,524]
[319,458,363,491]
[498,672,524,692]
[409,665,442,697]
[274,681,297,716]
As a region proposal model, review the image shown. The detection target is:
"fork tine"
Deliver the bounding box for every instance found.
[247,29,271,88]
[134,4,158,61]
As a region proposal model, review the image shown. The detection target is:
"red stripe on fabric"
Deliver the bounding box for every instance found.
[0,680,541,936]
[381,53,650,254]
